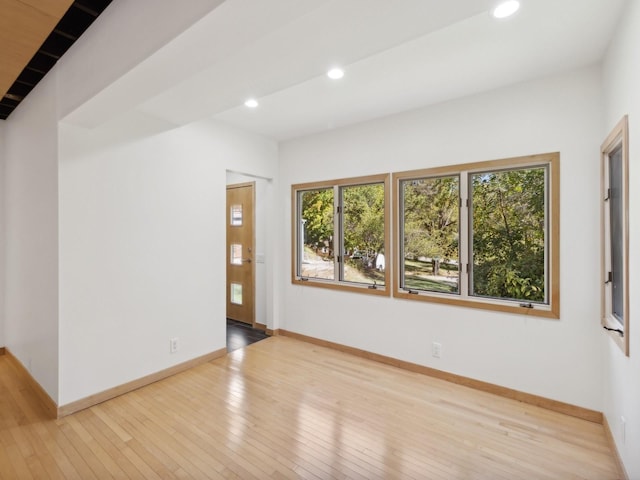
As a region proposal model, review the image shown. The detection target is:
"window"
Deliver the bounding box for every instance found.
[230,204,243,226]
[401,175,460,294]
[292,174,390,295]
[230,283,243,305]
[394,153,559,318]
[601,116,629,355]
[230,244,243,265]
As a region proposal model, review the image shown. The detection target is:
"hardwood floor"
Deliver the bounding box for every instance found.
[0,336,621,479]
[226,319,269,352]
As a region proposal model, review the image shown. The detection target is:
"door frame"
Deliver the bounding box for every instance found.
[226,181,256,326]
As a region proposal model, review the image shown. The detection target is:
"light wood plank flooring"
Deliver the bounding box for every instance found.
[0,337,621,479]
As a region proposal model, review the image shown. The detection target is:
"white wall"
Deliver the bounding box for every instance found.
[58,119,277,405]
[3,72,60,400]
[602,0,640,477]
[279,66,605,411]
[0,0,236,405]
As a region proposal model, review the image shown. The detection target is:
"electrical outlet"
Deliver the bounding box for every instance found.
[432,342,442,358]
[170,337,179,354]
[621,416,626,444]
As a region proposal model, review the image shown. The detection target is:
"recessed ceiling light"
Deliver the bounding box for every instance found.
[327,68,345,80]
[244,98,259,108]
[492,0,520,19]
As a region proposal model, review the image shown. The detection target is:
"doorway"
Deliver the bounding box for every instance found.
[226,182,255,325]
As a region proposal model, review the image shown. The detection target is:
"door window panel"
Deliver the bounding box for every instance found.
[230,204,243,226]
[230,283,243,305]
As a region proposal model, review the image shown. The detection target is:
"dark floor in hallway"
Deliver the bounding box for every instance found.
[226,318,269,352]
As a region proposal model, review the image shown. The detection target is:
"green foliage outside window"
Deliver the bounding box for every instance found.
[299,182,386,286]
[399,165,547,303]
[471,167,546,302]
[342,184,385,258]
[402,177,459,293]
[300,188,334,256]
[295,159,551,307]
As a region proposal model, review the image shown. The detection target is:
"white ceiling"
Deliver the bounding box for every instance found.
[65,0,627,141]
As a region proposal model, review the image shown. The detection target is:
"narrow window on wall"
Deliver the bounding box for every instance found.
[394,153,559,318]
[601,116,629,356]
[292,174,390,295]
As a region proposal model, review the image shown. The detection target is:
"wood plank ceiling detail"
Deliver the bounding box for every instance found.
[0,0,112,120]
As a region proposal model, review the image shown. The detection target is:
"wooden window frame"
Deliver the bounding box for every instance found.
[291,174,391,296]
[601,116,630,356]
[393,153,560,319]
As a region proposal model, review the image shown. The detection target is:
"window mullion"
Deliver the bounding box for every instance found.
[398,181,406,289]
[544,165,550,305]
[459,171,469,298]
[334,185,341,283]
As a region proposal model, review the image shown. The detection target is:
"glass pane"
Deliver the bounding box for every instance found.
[230,283,243,305]
[471,166,546,303]
[401,176,459,294]
[299,188,334,280]
[230,244,242,265]
[230,204,243,226]
[341,183,385,286]
[609,145,624,324]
